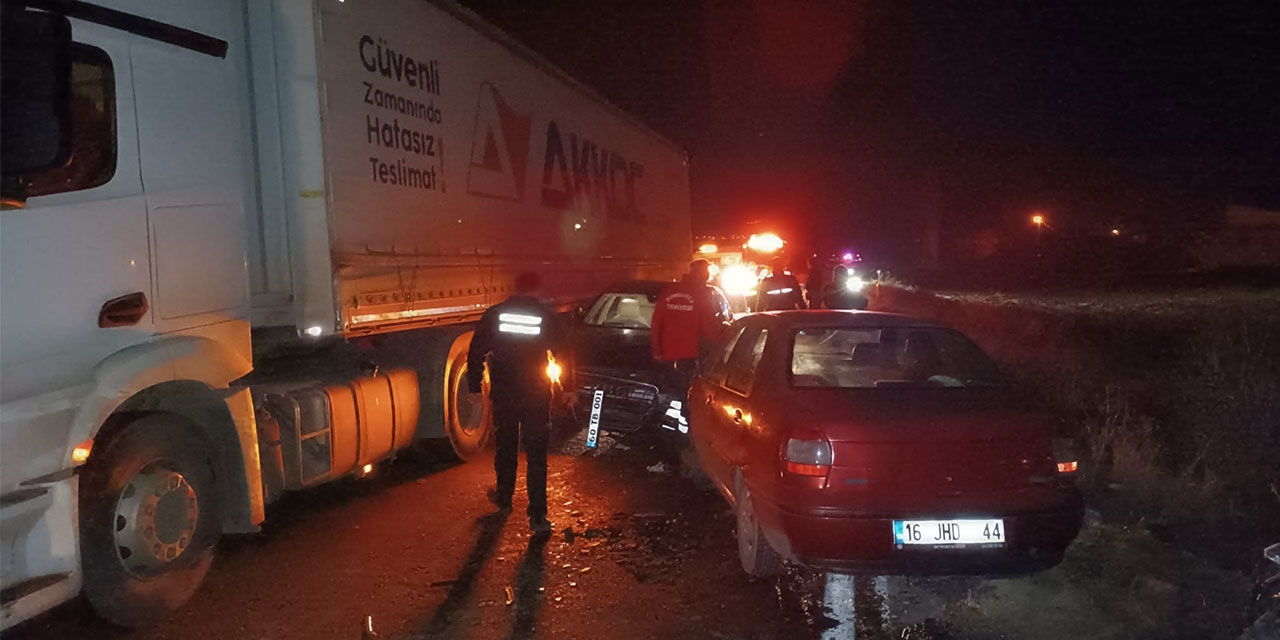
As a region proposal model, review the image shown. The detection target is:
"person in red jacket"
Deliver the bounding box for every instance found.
[651,260,722,386]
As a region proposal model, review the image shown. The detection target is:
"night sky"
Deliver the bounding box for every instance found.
[461,0,1280,265]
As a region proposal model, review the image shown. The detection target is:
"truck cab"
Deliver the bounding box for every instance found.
[2,1,258,628]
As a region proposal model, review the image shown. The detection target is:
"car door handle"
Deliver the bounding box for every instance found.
[705,394,713,406]
[732,409,743,424]
[98,292,149,328]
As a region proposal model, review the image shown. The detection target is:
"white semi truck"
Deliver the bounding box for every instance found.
[0,0,691,628]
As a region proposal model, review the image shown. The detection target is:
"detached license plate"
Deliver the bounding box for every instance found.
[893,518,1005,549]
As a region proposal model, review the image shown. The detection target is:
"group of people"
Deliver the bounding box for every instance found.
[755,256,870,312]
[465,256,869,536]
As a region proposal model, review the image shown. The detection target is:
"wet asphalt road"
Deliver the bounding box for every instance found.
[21,425,1239,640]
[7,424,1249,640]
[9,429,857,640]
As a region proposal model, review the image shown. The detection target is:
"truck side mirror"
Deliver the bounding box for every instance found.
[1,6,73,208]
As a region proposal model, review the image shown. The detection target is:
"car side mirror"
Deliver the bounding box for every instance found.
[1,6,73,208]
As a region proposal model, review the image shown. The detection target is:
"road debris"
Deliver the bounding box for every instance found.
[361,616,379,639]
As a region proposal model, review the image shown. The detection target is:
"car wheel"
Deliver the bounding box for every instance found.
[443,332,492,460]
[79,413,221,628]
[735,473,783,577]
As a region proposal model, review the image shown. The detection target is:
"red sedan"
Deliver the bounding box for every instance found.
[689,311,1083,577]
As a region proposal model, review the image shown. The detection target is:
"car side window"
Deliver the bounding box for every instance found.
[723,327,768,395]
[702,322,746,384]
[26,44,117,197]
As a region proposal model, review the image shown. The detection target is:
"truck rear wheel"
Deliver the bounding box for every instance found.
[79,413,221,628]
[443,332,493,460]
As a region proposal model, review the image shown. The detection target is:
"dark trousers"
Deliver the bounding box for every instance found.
[666,359,698,422]
[492,390,550,519]
[673,358,697,384]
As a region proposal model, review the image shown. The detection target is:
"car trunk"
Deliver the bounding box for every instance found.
[786,388,1061,515]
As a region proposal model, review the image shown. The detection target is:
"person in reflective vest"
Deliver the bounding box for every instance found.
[754,257,806,311]
[467,271,574,535]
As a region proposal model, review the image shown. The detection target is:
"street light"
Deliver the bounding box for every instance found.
[1031,213,1047,255]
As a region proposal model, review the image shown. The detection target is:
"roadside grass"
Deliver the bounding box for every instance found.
[868,285,1280,575]
[936,518,1253,640]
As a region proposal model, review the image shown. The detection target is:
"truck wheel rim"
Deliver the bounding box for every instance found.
[113,462,200,577]
[454,363,484,436]
[457,392,484,436]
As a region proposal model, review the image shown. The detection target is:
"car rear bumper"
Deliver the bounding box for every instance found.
[764,493,1084,576]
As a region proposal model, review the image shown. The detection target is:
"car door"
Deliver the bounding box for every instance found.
[721,322,768,473]
[689,321,747,491]
[716,323,771,477]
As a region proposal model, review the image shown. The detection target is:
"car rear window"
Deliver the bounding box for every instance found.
[584,293,656,328]
[790,326,1006,388]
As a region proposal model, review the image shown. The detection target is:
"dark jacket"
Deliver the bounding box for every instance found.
[754,272,805,311]
[467,295,571,401]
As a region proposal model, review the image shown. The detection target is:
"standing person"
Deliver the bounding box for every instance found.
[754,257,805,311]
[651,259,722,389]
[804,254,829,308]
[467,271,573,535]
[822,264,870,310]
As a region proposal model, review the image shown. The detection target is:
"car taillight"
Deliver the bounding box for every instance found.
[783,438,833,477]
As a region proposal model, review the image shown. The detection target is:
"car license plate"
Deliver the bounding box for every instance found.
[893,518,1005,549]
[585,389,604,448]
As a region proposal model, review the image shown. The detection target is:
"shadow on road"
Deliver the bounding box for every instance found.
[222,444,464,552]
[508,534,548,640]
[418,510,510,638]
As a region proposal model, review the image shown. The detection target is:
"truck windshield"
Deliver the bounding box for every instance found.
[790,326,1006,388]
[584,293,656,329]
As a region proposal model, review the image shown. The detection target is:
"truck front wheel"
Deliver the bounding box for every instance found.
[443,332,493,460]
[79,413,221,628]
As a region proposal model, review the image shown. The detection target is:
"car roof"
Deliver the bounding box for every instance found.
[751,309,939,330]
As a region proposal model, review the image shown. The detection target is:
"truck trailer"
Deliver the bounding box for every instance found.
[0,0,691,628]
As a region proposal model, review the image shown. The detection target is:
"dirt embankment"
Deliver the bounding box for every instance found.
[868,284,1280,576]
